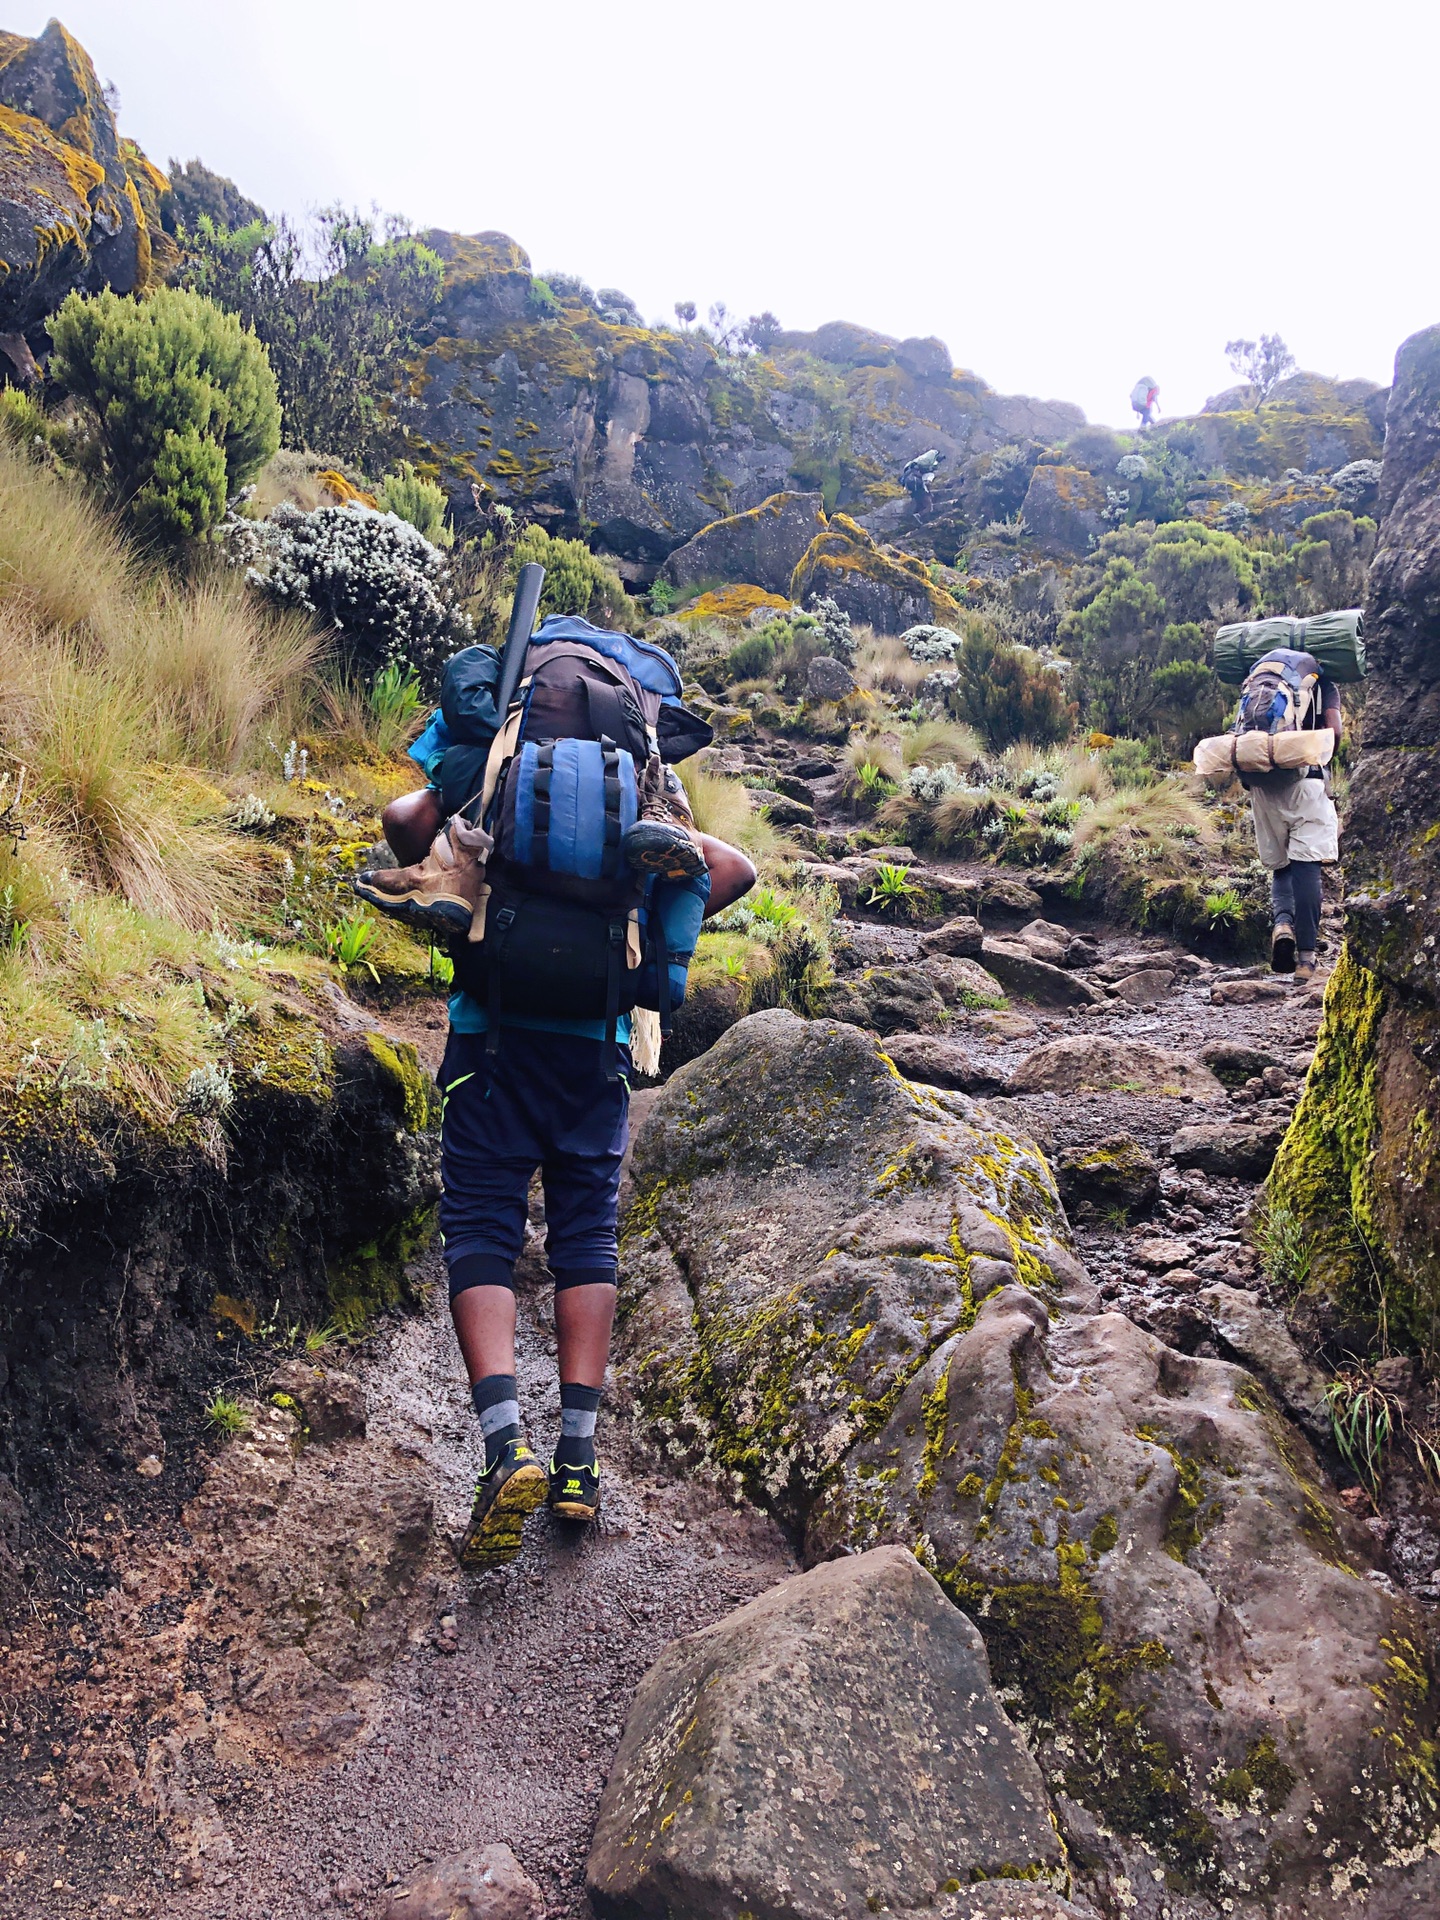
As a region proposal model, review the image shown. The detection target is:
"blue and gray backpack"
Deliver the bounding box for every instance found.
[411,616,713,1068]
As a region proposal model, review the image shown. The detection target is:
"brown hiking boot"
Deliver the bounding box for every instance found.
[622,758,706,881]
[353,816,492,936]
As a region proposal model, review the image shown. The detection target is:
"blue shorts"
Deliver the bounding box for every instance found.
[438,1026,629,1297]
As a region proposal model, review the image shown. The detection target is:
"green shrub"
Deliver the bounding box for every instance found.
[511,523,635,629]
[379,461,452,546]
[948,629,1075,749]
[49,287,280,542]
[727,629,778,681]
[1061,524,1251,739]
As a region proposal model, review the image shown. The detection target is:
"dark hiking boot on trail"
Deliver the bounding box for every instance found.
[547,1456,601,1524]
[1270,920,1296,975]
[458,1440,548,1568]
[353,816,493,938]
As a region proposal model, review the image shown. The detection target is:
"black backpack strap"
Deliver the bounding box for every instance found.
[485,903,517,1054]
[600,745,625,878]
[529,743,554,871]
[603,916,626,1082]
[654,916,672,1039]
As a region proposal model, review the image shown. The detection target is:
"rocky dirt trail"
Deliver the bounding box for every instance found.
[9,736,1440,1920]
[0,1226,793,1919]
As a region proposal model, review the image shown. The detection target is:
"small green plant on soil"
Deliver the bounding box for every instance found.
[1204,886,1245,929]
[326,912,380,983]
[303,1319,344,1354]
[857,761,898,805]
[868,862,918,911]
[1253,1198,1314,1288]
[1326,1373,1393,1494]
[367,662,425,754]
[748,886,799,930]
[721,953,746,978]
[205,1392,250,1437]
[428,943,455,988]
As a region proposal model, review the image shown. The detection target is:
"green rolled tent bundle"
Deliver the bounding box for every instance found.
[1213,609,1366,684]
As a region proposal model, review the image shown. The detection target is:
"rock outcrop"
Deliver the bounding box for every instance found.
[660,490,825,596]
[789,512,965,632]
[619,1008,1440,1917]
[0,22,174,376]
[587,1547,1067,1920]
[1272,324,1440,1355]
[400,259,1085,581]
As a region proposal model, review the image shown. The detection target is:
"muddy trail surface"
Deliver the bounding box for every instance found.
[9,745,1432,1920]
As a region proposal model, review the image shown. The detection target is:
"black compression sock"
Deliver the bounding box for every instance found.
[555,1382,601,1469]
[472,1373,522,1471]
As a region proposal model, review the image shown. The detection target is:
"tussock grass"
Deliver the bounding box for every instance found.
[853,631,930,698]
[843,732,904,789]
[684,761,790,868]
[0,448,317,929]
[929,786,999,849]
[1072,781,1210,852]
[0,444,358,1124]
[902,718,985,768]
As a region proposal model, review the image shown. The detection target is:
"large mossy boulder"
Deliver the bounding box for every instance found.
[788,513,965,632]
[1019,463,1108,554]
[807,1288,1440,1910]
[616,1009,1082,1532]
[587,1547,1068,1920]
[660,489,825,597]
[1271,325,1440,1358]
[0,22,173,374]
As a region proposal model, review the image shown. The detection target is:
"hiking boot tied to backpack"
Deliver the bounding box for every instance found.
[353,815,493,937]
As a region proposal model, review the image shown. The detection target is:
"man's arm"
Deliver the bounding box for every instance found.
[699,833,756,916]
[1320,676,1343,743]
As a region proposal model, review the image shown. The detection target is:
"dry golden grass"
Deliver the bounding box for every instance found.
[1072,780,1210,851]
[0,447,319,929]
[682,761,790,870]
[902,717,985,768]
[853,631,930,698]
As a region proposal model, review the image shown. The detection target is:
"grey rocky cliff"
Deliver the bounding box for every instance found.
[398,245,1086,577]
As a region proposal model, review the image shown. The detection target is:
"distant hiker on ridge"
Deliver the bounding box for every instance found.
[901,447,943,513]
[1129,375,1160,430]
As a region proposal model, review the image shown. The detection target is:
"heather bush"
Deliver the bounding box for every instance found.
[948,630,1075,749]
[226,502,472,688]
[48,287,280,543]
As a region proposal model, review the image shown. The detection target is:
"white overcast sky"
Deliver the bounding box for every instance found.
[28,1,1439,427]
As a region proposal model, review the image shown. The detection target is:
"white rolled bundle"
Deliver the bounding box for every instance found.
[1194,728,1335,783]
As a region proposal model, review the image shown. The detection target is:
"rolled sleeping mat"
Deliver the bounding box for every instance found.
[1213,611,1365,684]
[1194,728,1336,782]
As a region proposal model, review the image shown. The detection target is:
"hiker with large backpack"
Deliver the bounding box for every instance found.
[1194,618,1357,983]
[355,572,755,1565]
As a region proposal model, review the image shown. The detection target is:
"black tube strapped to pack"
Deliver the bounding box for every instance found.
[603,917,626,1081]
[485,903,518,1054]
